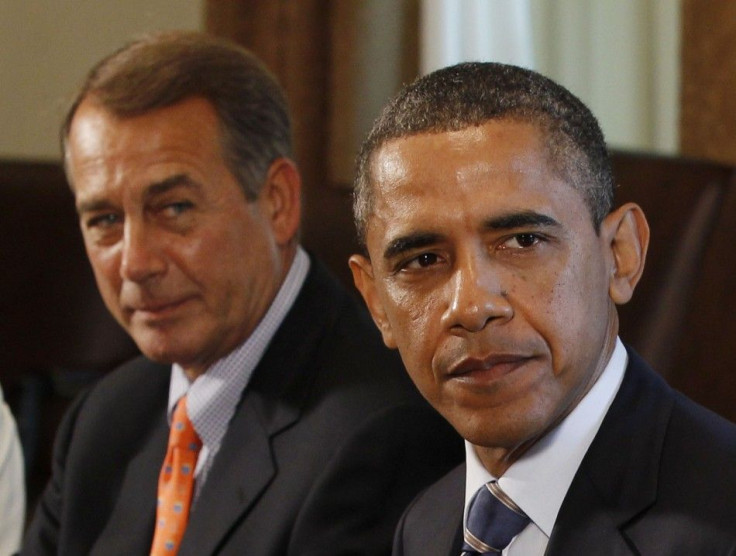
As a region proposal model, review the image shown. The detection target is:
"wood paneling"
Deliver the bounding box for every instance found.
[206,0,418,287]
[613,151,736,422]
[206,1,353,282]
[0,160,137,380]
[681,0,736,164]
[206,0,332,198]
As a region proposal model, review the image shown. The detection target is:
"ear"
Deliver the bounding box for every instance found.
[601,202,650,305]
[349,254,397,349]
[261,157,301,245]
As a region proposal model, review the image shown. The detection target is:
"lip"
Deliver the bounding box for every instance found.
[446,354,534,383]
[127,296,193,319]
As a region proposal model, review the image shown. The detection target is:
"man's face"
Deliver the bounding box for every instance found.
[351,120,631,466]
[67,96,291,377]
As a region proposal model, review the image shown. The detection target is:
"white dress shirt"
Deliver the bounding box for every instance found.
[464,338,628,555]
[0,384,25,556]
[167,246,310,500]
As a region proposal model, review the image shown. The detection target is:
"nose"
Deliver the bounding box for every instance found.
[120,220,166,283]
[441,251,513,332]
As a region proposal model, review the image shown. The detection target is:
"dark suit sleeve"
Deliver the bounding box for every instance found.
[288,403,461,556]
[391,496,413,556]
[22,391,90,555]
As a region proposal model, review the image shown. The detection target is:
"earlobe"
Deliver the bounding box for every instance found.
[348,254,397,349]
[604,202,650,305]
[263,158,301,245]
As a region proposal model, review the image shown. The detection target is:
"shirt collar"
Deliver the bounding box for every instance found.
[464,337,627,536]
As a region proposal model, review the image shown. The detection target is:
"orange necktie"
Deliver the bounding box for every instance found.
[150,396,202,555]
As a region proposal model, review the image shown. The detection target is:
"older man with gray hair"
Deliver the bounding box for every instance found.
[23,31,460,556]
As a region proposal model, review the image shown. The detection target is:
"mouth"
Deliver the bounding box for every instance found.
[446,354,535,384]
[127,297,194,321]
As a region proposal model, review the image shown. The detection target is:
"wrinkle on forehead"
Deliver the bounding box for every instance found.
[374,124,551,189]
[370,142,413,192]
[454,158,547,187]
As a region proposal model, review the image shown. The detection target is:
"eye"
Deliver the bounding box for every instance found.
[403,252,441,270]
[161,201,194,217]
[500,233,542,250]
[86,212,120,229]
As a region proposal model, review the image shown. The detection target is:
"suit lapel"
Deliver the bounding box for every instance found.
[396,464,465,555]
[544,471,641,555]
[449,519,464,555]
[179,398,279,556]
[179,259,338,555]
[546,349,674,554]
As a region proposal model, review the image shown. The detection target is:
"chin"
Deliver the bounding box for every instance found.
[138,346,178,365]
[131,332,181,364]
[444,406,542,453]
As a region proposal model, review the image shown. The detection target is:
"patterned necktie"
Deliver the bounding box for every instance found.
[462,480,530,554]
[150,396,202,555]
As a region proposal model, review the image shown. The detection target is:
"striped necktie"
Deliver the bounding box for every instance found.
[462,480,530,554]
[150,396,202,555]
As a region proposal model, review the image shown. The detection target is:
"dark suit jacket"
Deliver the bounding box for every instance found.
[393,348,736,555]
[23,259,462,556]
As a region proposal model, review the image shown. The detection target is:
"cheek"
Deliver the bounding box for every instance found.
[169,230,212,273]
[384,284,439,342]
[86,250,128,324]
[526,253,609,374]
[382,286,444,382]
[172,224,254,291]
[208,227,280,316]
[87,248,122,291]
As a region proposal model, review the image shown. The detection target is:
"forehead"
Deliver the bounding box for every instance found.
[371,120,549,185]
[368,120,567,210]
[67,97,223,168]
[364,121,589,247]
[66,96,227,196]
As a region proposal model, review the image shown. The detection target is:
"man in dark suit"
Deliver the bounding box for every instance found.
[349,62,736,554]
[22,31,461,555]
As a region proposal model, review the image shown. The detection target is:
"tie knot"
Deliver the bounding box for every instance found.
[463,481,530,554]
[170,396,202,451]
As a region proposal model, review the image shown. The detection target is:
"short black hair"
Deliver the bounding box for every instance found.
[354,62,613,247]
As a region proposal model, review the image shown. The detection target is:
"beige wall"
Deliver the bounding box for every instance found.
[0,1,203,161]
[2,2,685,162]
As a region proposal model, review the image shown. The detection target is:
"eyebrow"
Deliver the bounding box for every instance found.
[383,232,443,260]
[381,210,561,261]
[76,198,112,216]
[482,210,560,231]
[76,173,199,215]
[143,173,200,201]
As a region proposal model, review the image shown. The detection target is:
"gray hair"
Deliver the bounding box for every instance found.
[62,31,291,200]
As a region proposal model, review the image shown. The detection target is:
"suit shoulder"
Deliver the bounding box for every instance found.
[664,392,736,481]
[671,389,736,440]
[62,356,169,442]
[636,383,736,544]
[80,355,169,410]
[395,464,465,554]
[289,259,415,398]
[406,463,465,516]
